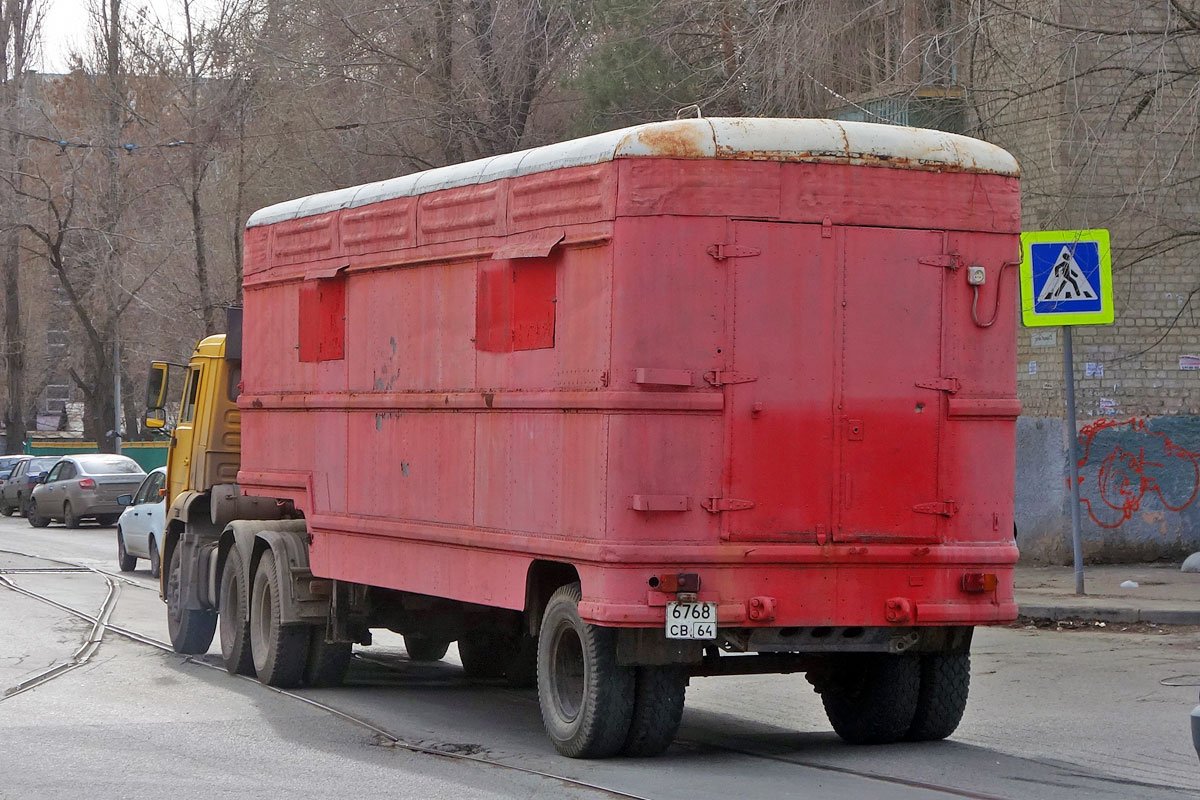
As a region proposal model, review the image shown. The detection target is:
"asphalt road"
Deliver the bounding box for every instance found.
[1,515,1197,799]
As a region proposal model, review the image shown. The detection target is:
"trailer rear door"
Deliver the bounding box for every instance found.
[834,227,945,543]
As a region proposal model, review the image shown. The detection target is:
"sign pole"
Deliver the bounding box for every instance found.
[1062,326,1085,594]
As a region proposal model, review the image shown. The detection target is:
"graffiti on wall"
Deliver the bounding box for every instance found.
[1075,418,1200,529]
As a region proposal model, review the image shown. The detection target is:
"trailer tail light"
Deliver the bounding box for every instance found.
[961,572,998,593]
[77,479,96,490]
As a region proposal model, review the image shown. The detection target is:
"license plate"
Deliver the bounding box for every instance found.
[665,601,718,640]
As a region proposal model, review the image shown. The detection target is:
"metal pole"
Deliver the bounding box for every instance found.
[113,330,122,455]
[1063,326,1084,594]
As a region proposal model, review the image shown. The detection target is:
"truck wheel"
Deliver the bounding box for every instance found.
[63,501,81,529]
[305,628,352,687]
[537,583,634,758]
[117,529,137,572]
[621,666,687,757]
[820,653,920,745]
[166,543,217,654]
[250,555,310,687]
[404,635,450,662]
[219,548,255,675]
[458,633,507,679]
[27,500,49,528]
[905,652,970,741]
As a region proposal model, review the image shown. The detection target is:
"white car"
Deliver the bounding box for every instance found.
[116,467,166,577]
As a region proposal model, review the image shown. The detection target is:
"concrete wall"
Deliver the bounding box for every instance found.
[1017,415,1200,563]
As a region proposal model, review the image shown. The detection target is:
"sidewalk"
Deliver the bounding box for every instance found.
[1016,562,1200,625]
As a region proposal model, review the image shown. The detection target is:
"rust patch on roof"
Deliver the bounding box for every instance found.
[628,121,712,158]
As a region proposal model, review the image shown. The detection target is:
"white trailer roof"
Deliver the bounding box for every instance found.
[247,117,1019,229]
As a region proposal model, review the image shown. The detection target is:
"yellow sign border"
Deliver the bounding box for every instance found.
[1019,229,1113,327]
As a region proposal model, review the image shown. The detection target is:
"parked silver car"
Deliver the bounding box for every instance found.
[115,467,166,577]
[0,456,60,516]
[0,454,29,480]
[27,454,146,528]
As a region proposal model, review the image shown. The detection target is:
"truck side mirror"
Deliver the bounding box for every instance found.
[146,362,169,409]
[144,407,167,430]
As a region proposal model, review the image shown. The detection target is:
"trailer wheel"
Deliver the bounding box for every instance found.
[905,652,970,741]
[166,542,217,654]
[218,548,255,675]
[537,583,634,758]
[305,628,352,687]
[820,653,920,745]
[458,634,507,679]
[250,555,310,687]
[458,631,537,687]
[504,632,538,689]
[621,666,687,757]
[404,635,450,662]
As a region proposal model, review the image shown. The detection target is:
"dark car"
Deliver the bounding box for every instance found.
[27,454,146,528]
[0,454,29,481]
[0,456,60,517]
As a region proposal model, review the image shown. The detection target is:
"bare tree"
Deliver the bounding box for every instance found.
[0,0,39,452]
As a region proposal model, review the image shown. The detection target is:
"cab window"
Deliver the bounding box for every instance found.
[180,367,202,424]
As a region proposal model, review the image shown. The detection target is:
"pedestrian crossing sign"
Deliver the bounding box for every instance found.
[1019,229,1113,327]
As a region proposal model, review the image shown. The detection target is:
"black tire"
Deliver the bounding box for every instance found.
[166,542,218,654]
[537,583,634,759]
[117,528,137,572]
[26,499,49,528]
[820,654,920,745]
[250,555,309,687]
[63,501,81,529]
[97,514,119,527]
[305,628,353,687]
[458,633,508,679]
[505,632,538,689]
[17,495,27,517]
[459,630,538,687]
[148,539,161,579]
[621,666,687,757]
[404,634,451,662]
[905,652,970,741]
[0,502,13,516]
[219,548,255,675]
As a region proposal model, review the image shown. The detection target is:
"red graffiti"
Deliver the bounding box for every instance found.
[1074,418,1200,528]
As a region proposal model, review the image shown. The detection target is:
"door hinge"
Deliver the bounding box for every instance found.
[703,370,756,387]
[706,243,761,261]
[702,497,756,513]
[916,377,960,393]
[918,254,961,270]
[913,501,958,517]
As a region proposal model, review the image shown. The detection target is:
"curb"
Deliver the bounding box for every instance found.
[1018,604,1200,625]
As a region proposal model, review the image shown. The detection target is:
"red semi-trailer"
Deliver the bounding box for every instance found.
[147,117,1021,758]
